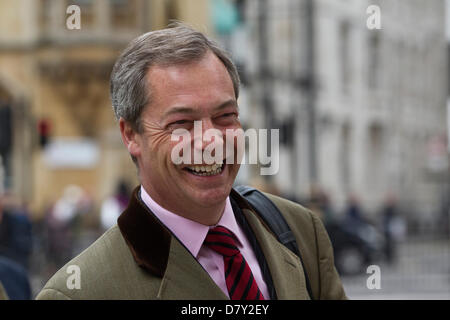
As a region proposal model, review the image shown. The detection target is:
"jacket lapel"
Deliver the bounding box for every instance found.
[156,238,228,300]
[119,186,309,300]
[118,187,227,300]
[241,207,311,300]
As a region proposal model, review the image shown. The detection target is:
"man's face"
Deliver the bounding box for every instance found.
[124,51,241,220]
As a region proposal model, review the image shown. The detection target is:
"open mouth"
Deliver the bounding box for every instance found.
[183,163,225,176]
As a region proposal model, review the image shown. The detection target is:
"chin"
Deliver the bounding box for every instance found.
[189,185,231,208]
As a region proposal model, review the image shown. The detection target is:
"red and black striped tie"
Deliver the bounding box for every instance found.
[204,226,265,300]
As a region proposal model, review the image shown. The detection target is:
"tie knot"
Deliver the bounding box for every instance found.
[204,226,239,257]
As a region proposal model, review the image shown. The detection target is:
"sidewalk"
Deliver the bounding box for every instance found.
[341,236,450,299]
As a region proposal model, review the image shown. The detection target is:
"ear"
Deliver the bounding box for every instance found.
[119,118,141,159]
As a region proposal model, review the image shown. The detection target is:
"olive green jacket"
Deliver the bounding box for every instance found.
[36,188,346,300]
[0,282,8,300]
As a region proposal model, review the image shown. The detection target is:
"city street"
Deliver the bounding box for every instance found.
[341,237,450,299]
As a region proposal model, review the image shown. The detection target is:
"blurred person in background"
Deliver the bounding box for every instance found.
[343,194,367,229]
[307,185,335,225]
[329,193,384,275]
[37,24,346,300]
[248,177,281,197]
[381,193,406,265]
[45,185,91,272]
[0,192,33,270]
[0,256,31,300]
[100,180,131,231]
[0,189,32,299]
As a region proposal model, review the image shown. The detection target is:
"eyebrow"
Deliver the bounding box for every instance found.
[162,99,238,121]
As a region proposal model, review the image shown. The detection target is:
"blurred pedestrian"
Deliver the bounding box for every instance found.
[0,190,32,300]
[45,185,90,270]
[0,192,33,270]
[381,194,406,264]
[100,180,131,231]
[343,194,367,230]
[0,256,31,300]
[308,185,335,225]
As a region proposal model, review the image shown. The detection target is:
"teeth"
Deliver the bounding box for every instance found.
[186,164,223,176]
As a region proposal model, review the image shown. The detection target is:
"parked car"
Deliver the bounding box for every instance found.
[325,219,385,275]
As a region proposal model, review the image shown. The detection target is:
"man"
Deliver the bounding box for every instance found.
[36,24,346,300]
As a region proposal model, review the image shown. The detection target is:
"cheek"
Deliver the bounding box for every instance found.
[140,132,176,169]
[223,129,244,161]
[144,128,173,153]
[148,133,164,149]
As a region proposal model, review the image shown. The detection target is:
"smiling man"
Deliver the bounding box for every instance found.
[36,24,346,300]
[122,49,241,226]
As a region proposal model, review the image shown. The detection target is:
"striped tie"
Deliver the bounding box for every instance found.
[204,226,265,300]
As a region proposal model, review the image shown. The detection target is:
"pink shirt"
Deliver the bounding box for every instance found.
[140,186,270,299]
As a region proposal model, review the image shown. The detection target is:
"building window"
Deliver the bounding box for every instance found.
[39,0,52,32]
[367,123,383,193]
[368,33,380,89]
[340,123,351,193]
[71,0,95,28]
[111,0,138,29]
[339,20,351,94]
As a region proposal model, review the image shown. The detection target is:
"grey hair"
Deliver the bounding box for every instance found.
[110,23,240,133]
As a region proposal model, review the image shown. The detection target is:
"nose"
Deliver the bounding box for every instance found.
[193,118,224,151]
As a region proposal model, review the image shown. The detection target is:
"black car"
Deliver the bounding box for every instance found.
[325,219,384,275]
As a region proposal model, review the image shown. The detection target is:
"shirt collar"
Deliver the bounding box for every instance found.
[140,186,243,258]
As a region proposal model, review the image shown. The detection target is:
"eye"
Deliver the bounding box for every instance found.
[214,112,239,127]
[220,113,237,119]
[167,119,194,131]
[173,120,190,125]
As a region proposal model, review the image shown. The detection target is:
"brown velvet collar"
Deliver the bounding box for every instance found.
[117,186,255,277]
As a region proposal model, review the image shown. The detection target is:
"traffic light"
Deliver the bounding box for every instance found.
[37,118,51,148]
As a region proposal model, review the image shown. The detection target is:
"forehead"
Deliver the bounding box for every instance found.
[144,52,236,116]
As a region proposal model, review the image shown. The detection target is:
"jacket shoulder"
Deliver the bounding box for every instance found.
[0,281,8,300]
[262,193,347,300]
[36,225,160,300]
[261,194,318,262]
[263,193,316,232]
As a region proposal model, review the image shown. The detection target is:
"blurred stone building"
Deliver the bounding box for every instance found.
[0,0,447,232]
[0,0,211,218]
[230,0,448,229]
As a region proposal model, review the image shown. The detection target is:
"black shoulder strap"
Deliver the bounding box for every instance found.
[234,185,314,300]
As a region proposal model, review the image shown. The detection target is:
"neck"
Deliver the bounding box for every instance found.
[185,203,226,226]
[141,184,226,226]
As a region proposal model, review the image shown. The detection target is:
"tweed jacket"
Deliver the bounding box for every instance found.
[36,187,347,300]
[0,282,8,300]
